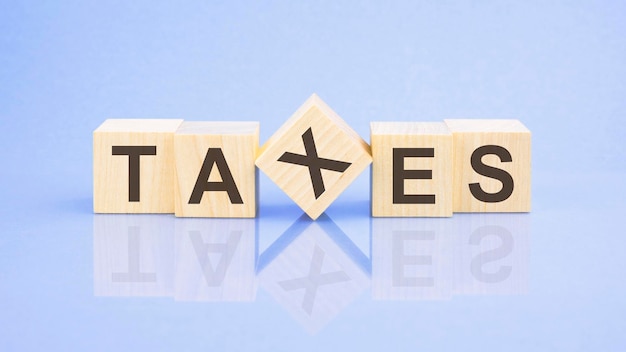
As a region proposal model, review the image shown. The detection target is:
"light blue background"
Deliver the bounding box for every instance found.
[1,1,625,351]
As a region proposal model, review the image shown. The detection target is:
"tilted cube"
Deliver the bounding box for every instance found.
[255,94,372,220]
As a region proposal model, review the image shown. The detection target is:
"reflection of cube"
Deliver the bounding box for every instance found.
[453,214,529,295]
[93,119,183,213]
[371,122,453,217]
[371,218,454,300]
[258,215,370,334]
[174,122,259,218]
[93,214,174,297]
[444,119,531,212]
[174,218,257,302]
[255,94,372,220]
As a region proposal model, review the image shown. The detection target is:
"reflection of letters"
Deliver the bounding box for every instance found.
[469,225,513,283]
[373,215,528,300]
[189,230,242,287]
[94,212,529,334]
[392,231,435,287]
[93,214,174,297]
[174,218,256,302]
[452,214,528,295]
[278,245,350,315]
[258,214,370,334]
[111,226,157,283]
[372,218,452,300]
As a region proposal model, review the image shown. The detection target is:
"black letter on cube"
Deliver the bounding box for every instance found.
[112,145,157,202]
[469,145,514,203]
[189,148,243,204]
[392,148,435,204]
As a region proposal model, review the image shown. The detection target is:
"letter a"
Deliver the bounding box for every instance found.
[188,148,243,204]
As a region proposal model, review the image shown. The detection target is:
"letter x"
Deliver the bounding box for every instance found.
[278,127,352,199]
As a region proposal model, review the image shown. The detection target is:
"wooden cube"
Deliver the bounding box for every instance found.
[371,122,453,217]
[255,94,372,220]
[93,119,183,213]
[174,121,259,218]
[444,119,531,212]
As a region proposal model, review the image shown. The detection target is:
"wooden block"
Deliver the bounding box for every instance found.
[444,119,531,212]
[173,121,259,218]
[93,119,183,213]
[255,94,372,220]
[371,122,453,217]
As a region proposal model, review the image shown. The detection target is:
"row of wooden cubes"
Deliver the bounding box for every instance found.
[94,120,259,217]
[371,120,530,217]
[94,100,530,218]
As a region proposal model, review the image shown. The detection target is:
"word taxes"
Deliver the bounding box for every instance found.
[94,94,531,219]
